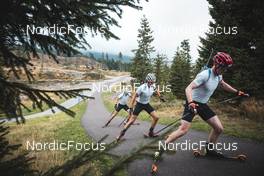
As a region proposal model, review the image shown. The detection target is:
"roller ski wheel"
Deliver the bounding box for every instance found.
[193,147,207,157]
[222,154,247,161]
[237,154,247,161]
[151,163,158,175]
[193,150,202,157]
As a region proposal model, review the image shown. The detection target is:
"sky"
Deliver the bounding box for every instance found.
[86,0,212,62]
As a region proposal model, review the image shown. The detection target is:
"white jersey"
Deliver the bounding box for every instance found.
[192,69,222,103]
[118,92,131,105]
[136,83,156,104]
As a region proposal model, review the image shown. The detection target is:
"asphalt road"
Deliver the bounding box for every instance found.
[81,77,264,176]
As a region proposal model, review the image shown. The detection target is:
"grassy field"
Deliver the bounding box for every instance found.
[102,91,264,142]
[0,94,66,119]
[3,100,126,176]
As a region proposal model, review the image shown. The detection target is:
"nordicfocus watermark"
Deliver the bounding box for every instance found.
[26,140,106,151]
[26,24,238,36]
[92,82,172,93]
[159,140,238,151]
[26,24,106,36]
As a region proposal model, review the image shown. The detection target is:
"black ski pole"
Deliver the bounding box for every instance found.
[216,94,250,104]
[118,108,132,127]
[154,112,192,135]
[206,48,214,67]
[118,115,129,127]
[201,48,214,71]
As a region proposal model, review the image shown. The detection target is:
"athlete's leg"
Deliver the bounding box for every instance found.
[164,101,194,142]
[165,120,191,143]
[142,103,158,136]
[103,111,119,127]
[150,111,159,128]
[124,114,137,128]
[154,120,191,160]
[116,103,142,140]
[149,111,159,135]
[116,114,137,140]
[206,115,224,143]
[153,102,194,162]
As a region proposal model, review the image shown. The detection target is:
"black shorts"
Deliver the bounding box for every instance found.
[133,102,155,116]
[182,101,216,122]
[115,104,129,112]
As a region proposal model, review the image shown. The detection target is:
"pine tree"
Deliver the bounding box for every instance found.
[162,61,170,84]
[106,53,109,60]
[101,52,105,60]
[118,52,123,71]
[197,0,264,98]
[131,15,155,81]
[154,54,168,85]
[0,0,145,122]
[118,52,123,60]
[130,51,145,80]
[169,40,192,99]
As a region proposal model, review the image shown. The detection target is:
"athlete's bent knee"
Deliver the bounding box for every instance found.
[153,116,159,121]
[150,112,159,120]
[179,125,189,135]
[214,125,223,134]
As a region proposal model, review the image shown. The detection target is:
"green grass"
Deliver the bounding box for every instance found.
[6,100,126,176]
[0,98,66,119]
[102,91,264,142]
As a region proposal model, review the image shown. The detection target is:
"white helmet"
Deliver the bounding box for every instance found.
[145,73,156,82]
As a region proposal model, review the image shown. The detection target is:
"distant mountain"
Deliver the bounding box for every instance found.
[82,50,132,63]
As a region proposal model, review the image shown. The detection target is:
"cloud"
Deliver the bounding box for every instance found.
[85,0,212,62]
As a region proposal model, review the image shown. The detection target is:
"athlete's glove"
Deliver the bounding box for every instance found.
[236,90,249,97]
[188,101,198,114]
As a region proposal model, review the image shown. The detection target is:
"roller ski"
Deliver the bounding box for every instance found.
[193,147,247,161]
